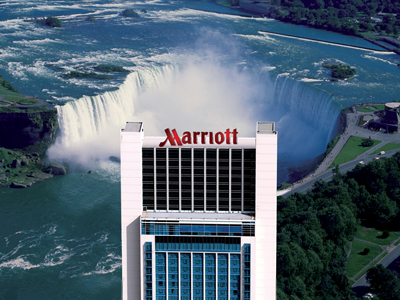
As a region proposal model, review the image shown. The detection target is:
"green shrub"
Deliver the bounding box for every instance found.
[94,64,128,72]
[378,230,390,239]
[61,71,112,80]
[0,75,19,93]
[18,98,38,105]
[361,138,374,147]
[323,63,356,80]
[358,248,370,255]
[37,16,62,27]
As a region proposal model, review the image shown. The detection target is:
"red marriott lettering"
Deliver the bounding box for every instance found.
[159,128,238,147]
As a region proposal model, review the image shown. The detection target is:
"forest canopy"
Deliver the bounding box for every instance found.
[276,0,400,37]
[277,152,400,299]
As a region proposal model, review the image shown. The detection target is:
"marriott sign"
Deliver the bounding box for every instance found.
[159,128,238,147]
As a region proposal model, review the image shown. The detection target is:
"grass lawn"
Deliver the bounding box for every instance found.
[346,239,383,278]
[371,104,385,111]
[0,87,20,97]
[278,183,292,190]
[18,98,38,105]
[360,32,385,40]
[356,105,384,112]
[370,143,400,155]
[357,106,375,112]
[4,95,25,101]
[355,227,400,246]
[329,136,381,168]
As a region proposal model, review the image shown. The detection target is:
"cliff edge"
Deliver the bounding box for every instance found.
[0,81,60,188]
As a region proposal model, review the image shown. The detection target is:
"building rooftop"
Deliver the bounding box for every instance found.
[122,122,142,132]
[385,102,400,110]
[257,122,276,134]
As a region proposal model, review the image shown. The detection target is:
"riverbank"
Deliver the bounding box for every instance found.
[259,30,390,52]
[214,1,400,56]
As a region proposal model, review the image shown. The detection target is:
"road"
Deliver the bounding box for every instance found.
[282,148,399,197]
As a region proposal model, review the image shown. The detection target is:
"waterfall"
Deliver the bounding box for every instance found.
[272,74,341,145]
[47,64,341,169]
[47,65,177,165]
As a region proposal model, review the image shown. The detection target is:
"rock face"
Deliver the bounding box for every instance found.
[0,105,61,188]
[11,159,21,168]
[10,182,31,188]
[0,108,58,156]
[46,162,67,175]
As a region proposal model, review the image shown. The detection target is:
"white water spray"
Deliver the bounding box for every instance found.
[47,62,270,167]
[48,61,340,168]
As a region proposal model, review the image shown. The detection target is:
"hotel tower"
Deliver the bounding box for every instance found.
[121,122,277,300]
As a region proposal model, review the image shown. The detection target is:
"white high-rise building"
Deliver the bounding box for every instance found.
[121,122,277,300]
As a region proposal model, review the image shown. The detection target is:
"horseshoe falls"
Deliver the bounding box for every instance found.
[49,62,341,183]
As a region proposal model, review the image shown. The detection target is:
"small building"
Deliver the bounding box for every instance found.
[367,102,400,133]
[382,102,400,124]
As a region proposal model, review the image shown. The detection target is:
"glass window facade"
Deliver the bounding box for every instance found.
[141,146,256,300]
[142,221,255,237]
[218,254,228,300]
[155,236,240,253]
[142,149,154,211]
[193,253,203,300]
[243,244,251,300]
[156,252,166,300]
[153,249,250,300]
[230,254,240,300]
[142,148,256,213]
[145,242,152,300]
[181,253,191,300]
[168,253,179,300]
[205,253,216,300]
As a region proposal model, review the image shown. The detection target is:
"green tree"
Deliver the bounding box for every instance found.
[317,205,357,245]
[38,16,62,27]
[0,75,19,93]
[361,138,374,147]
[121,9,140,18]
[367,265,400,300]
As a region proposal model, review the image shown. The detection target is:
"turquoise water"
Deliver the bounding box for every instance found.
[0,0,399,298]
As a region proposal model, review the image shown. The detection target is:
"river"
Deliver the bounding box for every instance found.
[0,0,399,298]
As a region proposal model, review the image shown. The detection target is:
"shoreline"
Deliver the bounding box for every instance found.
[210,2,400,55]
[259,30,390,52]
